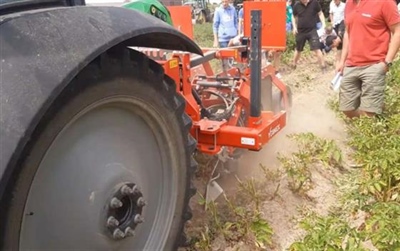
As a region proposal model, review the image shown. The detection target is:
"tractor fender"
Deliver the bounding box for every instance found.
[0,5,202,199]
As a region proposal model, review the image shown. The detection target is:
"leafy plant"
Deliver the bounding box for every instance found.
[188,176,274,250]
[278,132,344,194]
[289,211,366,251]
[363,201,400,250]
[290,58,400,251]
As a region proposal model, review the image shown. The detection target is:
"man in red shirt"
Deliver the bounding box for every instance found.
[336,0,400,118]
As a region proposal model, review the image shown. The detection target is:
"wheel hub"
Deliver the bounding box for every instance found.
[105,182,146,240]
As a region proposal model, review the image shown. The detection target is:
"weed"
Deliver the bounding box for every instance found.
[289,210,366,251]
[188,172,275,250]
[363,201,400,250]
[278,132,344,195]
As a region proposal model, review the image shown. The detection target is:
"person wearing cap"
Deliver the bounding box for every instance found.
[336,0,400,119]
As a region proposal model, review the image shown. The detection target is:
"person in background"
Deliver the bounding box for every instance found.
[318,25,336,53]
[238,6,244,36]
[325,34,341,51]
[228,7,244,47]
[286,0,293,32]
[213,0,238,71]
[329,0,345,34]
[336,0,400,119]
[291,0,326,71]
[213,0,238,49]
[325,21,344,68]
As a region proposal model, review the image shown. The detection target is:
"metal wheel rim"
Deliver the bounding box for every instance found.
[19,96,178,250]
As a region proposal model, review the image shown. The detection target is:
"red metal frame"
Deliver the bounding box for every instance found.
[243,1,287,51]
[158,47,289,154]
[137,2,290,155]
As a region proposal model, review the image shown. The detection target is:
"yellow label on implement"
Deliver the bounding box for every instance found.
[169,59,179,69]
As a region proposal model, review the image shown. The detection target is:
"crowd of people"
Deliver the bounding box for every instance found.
[212,0,400,119]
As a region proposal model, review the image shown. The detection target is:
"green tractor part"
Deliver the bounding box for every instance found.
[122,0,174,25]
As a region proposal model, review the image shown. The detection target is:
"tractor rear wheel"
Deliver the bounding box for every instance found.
[1,49,196,250]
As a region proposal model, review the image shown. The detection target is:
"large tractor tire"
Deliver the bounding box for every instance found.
[1,49,197,250]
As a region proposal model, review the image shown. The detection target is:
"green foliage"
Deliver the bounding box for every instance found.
[363,202,400,250]
[251,214,274,249]
[281,32,296,65]
[278,132,344,194]
[189,176,274,250]
[291,59,400,251]
[193,23,214,47]
[289,133,344,168]
[289,212,366,251]
[285,32,296,51]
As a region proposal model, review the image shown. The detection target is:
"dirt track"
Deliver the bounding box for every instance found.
[184,53,351,250]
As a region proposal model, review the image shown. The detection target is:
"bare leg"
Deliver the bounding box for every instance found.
[313,49,325,68]
[343,110,375,119]
[343,110,360,119]
[292,50,301,68]
[359,110,376,117]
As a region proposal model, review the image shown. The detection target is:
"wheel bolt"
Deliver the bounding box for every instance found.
[110,197,123,208]
[113,228,125,239]
[137,197,146,207]
[106,216,119,227]
[124,227,135,237]
[131,185,140,195]
[121,185,133,195]
[134,214,144,224]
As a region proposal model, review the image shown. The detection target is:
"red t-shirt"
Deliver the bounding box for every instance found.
[344,0,400,66]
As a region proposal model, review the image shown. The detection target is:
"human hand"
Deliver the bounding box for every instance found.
[213,40,219,48]
[336,62,344,75]
[380,61,389,74]
[292,27,298,35]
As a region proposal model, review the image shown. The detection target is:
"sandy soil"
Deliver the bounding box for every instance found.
[183,53,351,251]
